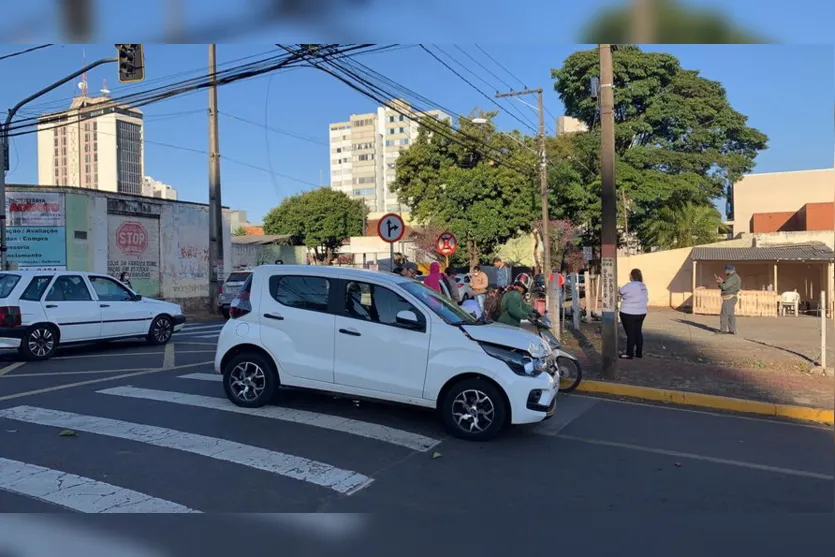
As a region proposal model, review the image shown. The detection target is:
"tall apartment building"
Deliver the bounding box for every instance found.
[37,79,144,194]
[555,115,588,136]
[142,176,178,200]
[329,99,450,213]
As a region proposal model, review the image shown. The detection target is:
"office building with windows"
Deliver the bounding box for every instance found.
[37,80,144,194]
[329,99,450,213]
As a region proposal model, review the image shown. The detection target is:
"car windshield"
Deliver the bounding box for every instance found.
[400,281,478,326]
[226,272,251,282]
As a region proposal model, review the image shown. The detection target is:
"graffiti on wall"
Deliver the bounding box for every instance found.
[5,192,67,270]
[107,215,161,296]
[170,205,211,298]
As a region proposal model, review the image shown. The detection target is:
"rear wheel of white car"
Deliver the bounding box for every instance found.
[223,352,278,408]
[19,325,58,361]
[441,378,508,441]
[147,315,174,345]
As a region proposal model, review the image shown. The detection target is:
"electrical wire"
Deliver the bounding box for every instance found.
[452,45,515,92]
[0,44,52,62]
[219,112,327,146]
[419,45,537,134]
[474,45,528,90]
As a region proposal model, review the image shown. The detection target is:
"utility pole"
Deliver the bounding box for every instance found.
[208,44,224,313]
[0,56,117,270]
[599,44,619,379]
[496,88,557,335]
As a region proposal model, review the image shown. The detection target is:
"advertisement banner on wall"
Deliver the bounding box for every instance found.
[5,192,67,270]
[107,215,161,296]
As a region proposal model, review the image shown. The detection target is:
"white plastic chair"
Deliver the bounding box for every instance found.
[780,290,800,316]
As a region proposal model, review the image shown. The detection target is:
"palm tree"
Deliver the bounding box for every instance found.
[232,226,247,237]
[642,202,727,250]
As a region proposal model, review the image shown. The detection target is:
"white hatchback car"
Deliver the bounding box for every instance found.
[215,265,559,441]
[0,270,185,360]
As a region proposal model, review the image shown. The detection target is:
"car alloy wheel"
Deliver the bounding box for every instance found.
[27,327,55,359]
[152,316,173,343]
[451,388,495,434]
[228,360,267,403]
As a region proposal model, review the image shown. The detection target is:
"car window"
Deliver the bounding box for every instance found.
[344,281,425,329]
[401,281,479,325]
[0,274,22,298]
[20,276,54,301]
[89,276,134,302]
[226,272,251,283]
[269,275,329,313]
[45,275,93,302]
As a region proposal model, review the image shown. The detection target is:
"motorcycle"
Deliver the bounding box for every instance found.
[529,314,583,393]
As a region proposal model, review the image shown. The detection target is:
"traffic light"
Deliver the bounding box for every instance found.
[115,44,145,83]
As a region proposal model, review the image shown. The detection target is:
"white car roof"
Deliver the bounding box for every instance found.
[253,264,412,285]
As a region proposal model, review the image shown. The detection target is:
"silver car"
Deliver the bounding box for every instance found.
[219,270,252,318]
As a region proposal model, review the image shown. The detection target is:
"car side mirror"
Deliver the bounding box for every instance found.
[395,310,421,329]
[132,294,142,301]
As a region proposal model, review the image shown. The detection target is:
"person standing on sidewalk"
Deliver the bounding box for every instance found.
[493,257,510,289]
[618,269,648,359]
[443,267,460,303]
[470,265,488,312]
[716,264,742,335]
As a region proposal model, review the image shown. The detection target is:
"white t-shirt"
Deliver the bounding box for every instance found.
[619,280,648,315]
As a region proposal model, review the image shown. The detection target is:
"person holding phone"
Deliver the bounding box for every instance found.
[716,265,741,334]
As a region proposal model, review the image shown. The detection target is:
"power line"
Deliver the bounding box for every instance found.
[474,45,528,90]
[419,45,538,134]
[453,45,515,91]
[0,44,52,62]
[219,112,327,146]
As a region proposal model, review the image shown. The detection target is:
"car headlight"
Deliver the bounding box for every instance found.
[481,343,545,377]
[527,338,551,359]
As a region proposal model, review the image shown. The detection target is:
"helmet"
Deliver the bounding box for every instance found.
[513,272,533,292]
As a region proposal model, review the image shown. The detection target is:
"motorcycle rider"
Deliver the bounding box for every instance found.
[497,272,539,328]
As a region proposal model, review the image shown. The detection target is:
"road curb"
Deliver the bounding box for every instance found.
[569,379,835,425]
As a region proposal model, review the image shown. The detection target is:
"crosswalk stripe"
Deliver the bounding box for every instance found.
[0,457,198,513]
[179,373,221,382]
[179,324,225,332]
[174,332,219,339]
[0,406,372,495]
[98,386,442,452]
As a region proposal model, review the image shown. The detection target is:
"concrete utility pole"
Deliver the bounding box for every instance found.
[208,44,224,312]
[599,44,619,379]
[495,88,558,335]
[0,56,117,270]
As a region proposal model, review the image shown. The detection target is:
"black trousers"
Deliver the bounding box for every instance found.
[620,312,646,357]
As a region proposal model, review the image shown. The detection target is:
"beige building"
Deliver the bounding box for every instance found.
[556,116,588,136]
[329,99,450,213]
[730,168,835,235]
[37,81,144,195]
[142,176,178,200]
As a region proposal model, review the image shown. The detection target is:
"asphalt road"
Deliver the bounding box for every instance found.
[1,320,833,551]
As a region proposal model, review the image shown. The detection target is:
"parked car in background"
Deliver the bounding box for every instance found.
[453,273,473,300]
[219,270,252,318]
[216,265,559,441]
[0,271,185,360]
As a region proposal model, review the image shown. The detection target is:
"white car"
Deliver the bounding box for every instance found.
[0,270,186,360]
[214,265,559,441]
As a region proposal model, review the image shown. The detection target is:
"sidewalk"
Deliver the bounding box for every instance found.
[559,309,835,411]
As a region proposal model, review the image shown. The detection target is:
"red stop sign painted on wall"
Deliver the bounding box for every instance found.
[116,221,148,256]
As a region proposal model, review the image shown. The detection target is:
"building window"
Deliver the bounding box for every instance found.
[116,120,142,194]
[385,140,394,147]
[356,153,374,161]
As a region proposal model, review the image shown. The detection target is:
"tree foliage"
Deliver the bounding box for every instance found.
[232,226,247,237]
[263,188,367,263]
[391,113,539,269]
[641,201,727,250]
[550,45,768,249]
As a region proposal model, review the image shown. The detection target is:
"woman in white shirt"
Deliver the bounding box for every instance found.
[619,269,649,359]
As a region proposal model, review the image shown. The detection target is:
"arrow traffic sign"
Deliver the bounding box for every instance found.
[377,213,405,244]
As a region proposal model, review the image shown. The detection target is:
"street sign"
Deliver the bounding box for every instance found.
[436,232,457,256]
[583,246,593,262]
[377,213,405,244]
[115,221,148,256]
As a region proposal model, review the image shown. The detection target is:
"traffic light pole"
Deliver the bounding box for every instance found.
[0,57,117,271]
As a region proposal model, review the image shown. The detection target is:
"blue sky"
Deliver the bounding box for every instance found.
[1,43,832,223]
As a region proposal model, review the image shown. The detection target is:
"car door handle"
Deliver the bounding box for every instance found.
[338,328,361,337]
[100,304,110,308]
[263,313,284,321]
[45,304,58,308]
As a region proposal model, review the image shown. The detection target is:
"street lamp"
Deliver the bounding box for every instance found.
[471,117,488,125]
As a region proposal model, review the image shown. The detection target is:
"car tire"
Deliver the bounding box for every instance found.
[223,352,278,408]
[146,315,174,345]
[19,324,59,361]
[440,378,508,441]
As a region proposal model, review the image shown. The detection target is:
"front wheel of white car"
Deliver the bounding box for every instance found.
[147,315,174,345]
[223,352,278,408]
[19,325,59,361]
[441,378,508,441]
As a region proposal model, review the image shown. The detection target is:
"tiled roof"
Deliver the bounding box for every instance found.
[691,242,834,262]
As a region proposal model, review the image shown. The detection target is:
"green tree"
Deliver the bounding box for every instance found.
[391,113,539,269]
[551,45,768,249]
[263,188,367,263]
[232,226,247,237]
[641,201,727,249]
